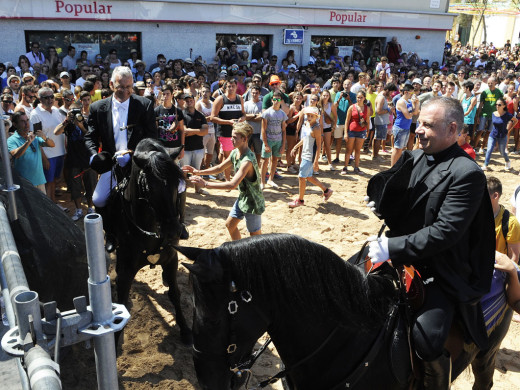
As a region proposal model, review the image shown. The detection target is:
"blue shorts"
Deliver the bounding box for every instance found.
[229,200,262,233]
[392,127,410,149]
[298,159,314,178]
[44,155,64,183]
[478,116,493,132]
[374,125,388,140]
[347,130,367,139]
[261,139,282,158]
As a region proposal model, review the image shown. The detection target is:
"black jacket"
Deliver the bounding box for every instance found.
[371,144,495,349]
[85,94,157,157]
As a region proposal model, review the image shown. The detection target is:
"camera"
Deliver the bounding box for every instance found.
[70,109,84,122]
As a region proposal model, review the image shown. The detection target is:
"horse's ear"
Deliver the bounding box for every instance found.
[169,145,184,161]
[175,245,209,261]
[177,246,224,282]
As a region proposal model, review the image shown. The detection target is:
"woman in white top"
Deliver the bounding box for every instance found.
[319,89,337,170]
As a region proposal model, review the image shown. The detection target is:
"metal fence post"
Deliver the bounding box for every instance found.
[84,213,119,390]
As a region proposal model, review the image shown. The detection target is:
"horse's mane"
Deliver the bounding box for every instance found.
[133,138,183,188]
[219,234,394,330]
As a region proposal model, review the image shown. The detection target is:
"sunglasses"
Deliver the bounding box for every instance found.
[64,97,74,102]
[2,100,13,103]
[496,103,504,106]
[272,98,281,102]
[26,95,36,100]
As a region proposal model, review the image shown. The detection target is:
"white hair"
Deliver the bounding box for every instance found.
[37,87,53,98]
[110,66,133,84]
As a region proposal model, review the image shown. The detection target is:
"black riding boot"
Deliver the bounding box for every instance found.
[96,206,118,252]
[177,191,189,240]
[423,351,451,390]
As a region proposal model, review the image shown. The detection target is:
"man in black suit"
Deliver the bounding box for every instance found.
[367,97,495,388]
[85,66,157,251]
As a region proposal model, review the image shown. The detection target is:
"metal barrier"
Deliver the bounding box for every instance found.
[0,116,130,389]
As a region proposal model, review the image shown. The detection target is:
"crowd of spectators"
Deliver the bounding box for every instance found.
[3,36,520,217]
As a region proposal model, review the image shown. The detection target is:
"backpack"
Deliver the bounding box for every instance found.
[502,208,510,253]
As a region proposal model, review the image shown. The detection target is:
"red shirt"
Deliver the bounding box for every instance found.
[460,142,476,160]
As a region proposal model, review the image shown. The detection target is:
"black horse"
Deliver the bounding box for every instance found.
[109,138,191,344]
[178,234,512,389]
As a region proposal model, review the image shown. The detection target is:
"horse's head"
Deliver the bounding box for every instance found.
[129,139,183,244]
[177,245,268,390]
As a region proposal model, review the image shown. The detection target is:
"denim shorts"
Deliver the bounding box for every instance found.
[298,159,314,178]
[261,139,282,158]
[229,200,262,233]
[478,116,493,132]
[347,130,367,139]
[374,125,388,140]
[392,126,410,149]
[180,148,205,170]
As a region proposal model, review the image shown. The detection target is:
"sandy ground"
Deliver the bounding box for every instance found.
[55,146,520,389]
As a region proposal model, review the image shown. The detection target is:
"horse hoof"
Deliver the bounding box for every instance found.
[180,224,189,240]
[181,329,193,346]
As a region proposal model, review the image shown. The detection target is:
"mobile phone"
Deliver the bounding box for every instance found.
[33,122,42,132]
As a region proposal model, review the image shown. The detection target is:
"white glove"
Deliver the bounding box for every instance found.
[367,235,389,264]
[364,196,381,217]
[115,151,131,167]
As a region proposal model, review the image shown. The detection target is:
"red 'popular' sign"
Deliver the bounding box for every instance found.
[55,0,113,17]
[329,11,367,24]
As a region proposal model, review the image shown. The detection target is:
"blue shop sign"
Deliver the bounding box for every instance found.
[283,29,304,45]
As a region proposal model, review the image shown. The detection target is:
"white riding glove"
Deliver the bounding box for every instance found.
[364,196,381,217]
[367,235,389,264]
[115,151,131,167]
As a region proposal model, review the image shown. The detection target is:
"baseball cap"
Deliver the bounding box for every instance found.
[269,75,281,85]
[251,59,258,64]
[59,71,70,78]
[412,78,422,85]
[130,49,137,54]
[303,106,320,117]
[184,58,194,64]
[135,81,146,90]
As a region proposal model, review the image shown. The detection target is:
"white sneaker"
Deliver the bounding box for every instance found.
[56,204,69,213]
[266,180,279,189]
[481,165,487,171]
[506,161,512,170]
[478,148,484,155]
[321,155,327,162]
[329,164,336,171]
[87,207,95,215]
[260,183,265,190]
[71,209,83,221]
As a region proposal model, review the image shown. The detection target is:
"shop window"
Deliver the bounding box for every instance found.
[311,36,386,63]
[216,34,270,63]
[25,31,141,66]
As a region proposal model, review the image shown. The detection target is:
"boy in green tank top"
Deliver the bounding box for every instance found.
[184,122,265,240]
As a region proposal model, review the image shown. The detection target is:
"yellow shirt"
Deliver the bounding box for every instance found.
[367,92,377,118]
[91,90,102,103]
[494,205,520,255]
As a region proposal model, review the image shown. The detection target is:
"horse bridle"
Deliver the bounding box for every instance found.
[192,279,349,390]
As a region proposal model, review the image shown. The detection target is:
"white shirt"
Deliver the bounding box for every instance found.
[75,77,86,88]
[26,51,46,66]
[112,98,130,152]
[30,105,65,158]
[62,55,77,71]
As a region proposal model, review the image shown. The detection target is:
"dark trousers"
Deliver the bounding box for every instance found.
[412,283,455,361]
[471,308,513,390]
